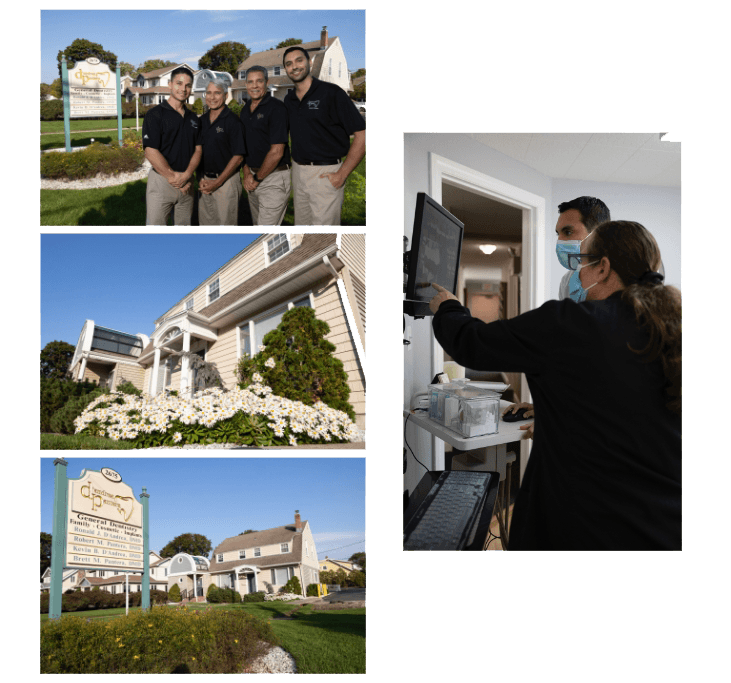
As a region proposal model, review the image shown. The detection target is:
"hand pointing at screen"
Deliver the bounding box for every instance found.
[429,283,459,314]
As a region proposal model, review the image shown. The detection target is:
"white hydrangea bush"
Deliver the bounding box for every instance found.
[73,382,360,448]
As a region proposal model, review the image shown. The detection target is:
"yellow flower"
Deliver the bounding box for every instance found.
[118,643,124,648]
[159,640,163,644]
[115,637,121,642]
[133,655,140,660]
[191,634,195,639]
[234,639,238,644]
[148,623,152,627]
[192,657,196,661]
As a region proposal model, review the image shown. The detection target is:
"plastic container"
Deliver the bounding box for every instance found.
[428,381,501,437]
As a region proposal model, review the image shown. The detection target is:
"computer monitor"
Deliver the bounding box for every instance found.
[404,192,464,317]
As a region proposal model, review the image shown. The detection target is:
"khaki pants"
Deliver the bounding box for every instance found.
[198,173,242,226]
[292,161,345,225]
[146,169,194,226]
[247,168,291,226]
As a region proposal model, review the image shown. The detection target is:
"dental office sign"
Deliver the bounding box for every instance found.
[68,58,118,117]
[66,468,144,571]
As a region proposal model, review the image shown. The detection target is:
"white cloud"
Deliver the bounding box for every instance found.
[204,33,227,43]
[145,53,180,61]
[313,531,362,543]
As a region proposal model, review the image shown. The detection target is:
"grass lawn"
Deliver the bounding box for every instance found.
[42,601,365,674]
[40,433,137,450]
[41,118,140,134]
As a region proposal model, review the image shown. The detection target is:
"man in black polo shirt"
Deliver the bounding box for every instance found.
[142,66,202,225]
[240,65,291,226]
[282,46,365,225]
[198,79,246,225]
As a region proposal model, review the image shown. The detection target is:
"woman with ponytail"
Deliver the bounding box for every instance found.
[430,221,681,550]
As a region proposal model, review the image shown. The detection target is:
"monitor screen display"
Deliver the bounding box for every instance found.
[410,195,463,302]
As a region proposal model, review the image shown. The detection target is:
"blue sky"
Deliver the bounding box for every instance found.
[40,457,365,561]
[41,9,365,84]
[41,234,262,350]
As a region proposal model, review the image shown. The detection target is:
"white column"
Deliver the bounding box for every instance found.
[234,571,239,596]
[151,348,161,395]
[180,331,191,397]
[78,355,88,381]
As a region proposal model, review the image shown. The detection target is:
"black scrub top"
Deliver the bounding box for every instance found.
[240,93,290,169]
[200,105,246,175]
[142,100,201,172]
[283,77,365,164]
[432,293,681,550]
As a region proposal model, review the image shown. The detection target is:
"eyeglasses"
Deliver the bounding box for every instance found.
[567,254,599,271]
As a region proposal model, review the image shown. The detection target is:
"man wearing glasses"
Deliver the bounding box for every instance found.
[198,79,246,225]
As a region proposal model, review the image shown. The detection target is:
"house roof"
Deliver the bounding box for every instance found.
[208,522,307,573]
[200,233,337,317]
[140,63,196,79]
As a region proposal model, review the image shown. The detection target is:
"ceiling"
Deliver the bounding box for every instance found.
[466,133,680,188]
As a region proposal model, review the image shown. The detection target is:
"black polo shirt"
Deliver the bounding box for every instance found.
[200,104,246,175]
[142,100,201,172]
[283,77,365,164]
[240,93,291,169]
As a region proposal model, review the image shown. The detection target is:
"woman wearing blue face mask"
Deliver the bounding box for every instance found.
[430,221,681,550]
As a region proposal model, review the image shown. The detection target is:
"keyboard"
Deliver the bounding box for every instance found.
[404,471,494,550]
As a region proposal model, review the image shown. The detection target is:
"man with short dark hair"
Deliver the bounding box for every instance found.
[282,46,365,225]
[142,66,202,225]
[554,196,611,299]
[240,65,291,225]
[198,79,246,225]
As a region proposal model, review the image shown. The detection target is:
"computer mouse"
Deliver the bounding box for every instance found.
[502,407,531,422]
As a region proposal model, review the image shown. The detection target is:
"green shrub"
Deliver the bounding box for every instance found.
[283,576,302,595]
[243,591,266,603]
[41,377,101,433]
[40,140,145,180]
[237,306,356,421]
[341,170,366,225]
[168,584,181,602]
[41,605,276,673]
[49,386,108,435]
[41,99,64,120]
[306,583,319,597]
[116,380,142,396]
[347,571,366,588]
[206,584,220,603]
[226,100,242,117]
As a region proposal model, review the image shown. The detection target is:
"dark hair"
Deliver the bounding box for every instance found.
[170,66,194,83]
[245,65,268,82]
[589,220,681,413]
[557,196,610,232]
[282,46,309,64]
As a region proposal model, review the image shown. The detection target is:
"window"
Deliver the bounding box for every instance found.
[70,575,75,583]
[273,66,281,76]
[254,547,261,557]
[186,297,194,310]
[328,58,332,76]
[164,568,168,576]
[281,543,289,553]
[323,564,327,570]
[238,296,311,357]
[267,234,289,263]
[217,554,223,562]
[339,62,342,78]
[239,550,246,559]
[305,541,309,557]
[239,324,251,357]
[99,571,105,577]
[209,278,220,304]
[273,567,293,585]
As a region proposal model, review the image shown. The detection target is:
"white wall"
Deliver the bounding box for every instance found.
[403,134,552,495]
[549,179,681,296]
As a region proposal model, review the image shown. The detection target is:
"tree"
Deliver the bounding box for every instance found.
[349,551,365,573]
[41,532,53,578]
[239,530,257,535]
[276,38,303,49]
[41,83,51,102]
[159,533,213,558]
[118,61,137,78]
[352,68,365,79]
[57,38,118,77]
[137,59,177,74]
[237,306,356,421]
[352,80,365,101]
[198,41,250,78]
[49,78,63,98]
[41,341,76,379]
[168,583,181,602]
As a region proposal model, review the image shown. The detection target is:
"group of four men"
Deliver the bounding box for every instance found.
[142,46,366,226]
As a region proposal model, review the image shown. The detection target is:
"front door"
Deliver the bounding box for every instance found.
[247,574,255,593]
[196,577,203,597]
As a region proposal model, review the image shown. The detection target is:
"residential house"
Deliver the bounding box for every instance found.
[231,27,353,103]
[67,233,366,428]
[318,557,362,575]
[121,62,198,105]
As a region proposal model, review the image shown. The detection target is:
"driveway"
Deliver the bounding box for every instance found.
[322,587,365,603]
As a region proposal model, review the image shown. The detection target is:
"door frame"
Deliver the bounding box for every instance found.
[427,152,546,479]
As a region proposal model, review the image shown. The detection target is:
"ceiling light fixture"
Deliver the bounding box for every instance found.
[479,244,497,255]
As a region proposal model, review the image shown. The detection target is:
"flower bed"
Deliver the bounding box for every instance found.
[74,382,360,448]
